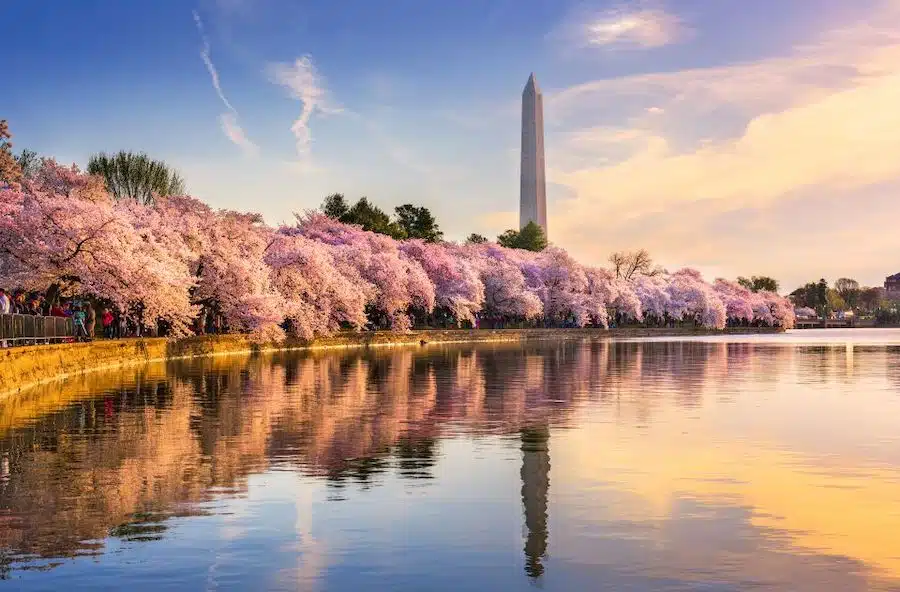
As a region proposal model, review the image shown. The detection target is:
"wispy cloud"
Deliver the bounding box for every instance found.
[584,5,687,49]
[220,113,259,157]
[193,9,259,156]
[550,1,688,52]
[267,56,340,160]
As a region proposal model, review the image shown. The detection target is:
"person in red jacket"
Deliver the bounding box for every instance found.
[102,308,115,339]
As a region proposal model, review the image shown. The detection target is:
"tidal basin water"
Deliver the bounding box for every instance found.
[2,330,900,591]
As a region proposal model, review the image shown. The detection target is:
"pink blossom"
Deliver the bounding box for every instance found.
[401,240,484,324]
[667,269,726,329]
[0,171,197,334]
[632,275,670,322]
[760,290,795,328]
[713,279,754,323]
[464,243,542,320]
[794,306,817,319]
[294,213,434,330]
[266,231,369,338]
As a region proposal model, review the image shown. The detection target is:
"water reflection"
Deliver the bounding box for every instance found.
[521,426,550,580]
[0,337,898,590]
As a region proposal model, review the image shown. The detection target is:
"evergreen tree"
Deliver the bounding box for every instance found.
[497,222,547,252]
[394,204,443,242]
[322,193,350,219]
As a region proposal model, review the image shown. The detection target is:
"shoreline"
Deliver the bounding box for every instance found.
[0,326,782,400]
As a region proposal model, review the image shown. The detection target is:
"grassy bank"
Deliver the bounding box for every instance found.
[0,326,782,399]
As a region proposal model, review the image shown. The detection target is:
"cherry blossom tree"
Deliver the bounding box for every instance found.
[666,269,726,329]
[151,196,293,339]
[794,306,817,319]
[0,119,22,189]
[632,275,670,325]
[296,213,435,330]
[524,247,591,326]
[191,211,283,338]
[267,228,369,338]
[29,159,108,202]
[0,161,196,333]
[581,267,619,327]
[464,243,542,321]
[400,240,484,324]
[587,267,642,324]
[759,290,795,328]
[714,279,755,324]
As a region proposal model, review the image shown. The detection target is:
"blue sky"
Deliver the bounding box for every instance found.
[4,0,900,290]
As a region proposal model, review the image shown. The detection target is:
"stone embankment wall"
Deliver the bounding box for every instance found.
[0,327,781,398]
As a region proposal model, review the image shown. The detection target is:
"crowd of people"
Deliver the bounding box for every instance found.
[0,287,227,345]
[0,288,122,343]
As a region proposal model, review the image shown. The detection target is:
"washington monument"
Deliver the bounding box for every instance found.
[520,73,547,237]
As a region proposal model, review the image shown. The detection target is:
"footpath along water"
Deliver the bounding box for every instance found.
[1,329,899,591]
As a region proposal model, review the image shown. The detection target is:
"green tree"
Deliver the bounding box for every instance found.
[321,194,446,242]
[789,285,809,307]
[87,151,185,205]
[322,193,350,219]
[496,229,518,248]
[790,278,830,313]
[15,149,40,179]
[394,204,443,242]
[737,275,780,293]
[858,287,883,313]
[815,278,829,312]
[343,197,406,239]
[834,278,860,309]
[466,233,488,244]
[497,222,547,252]
[826,288,847,312]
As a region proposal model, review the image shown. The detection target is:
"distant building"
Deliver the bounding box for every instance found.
[885,273,900,294]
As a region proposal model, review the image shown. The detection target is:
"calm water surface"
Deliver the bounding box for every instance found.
[2,329,900,591]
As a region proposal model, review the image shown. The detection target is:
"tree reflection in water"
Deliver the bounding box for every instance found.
[0,339,809,579]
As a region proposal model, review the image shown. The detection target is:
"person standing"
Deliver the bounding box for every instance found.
[12,292,25,314]
[102,308,114,339]
[72,305,88,341]
[0,289,7,348]
[85,302,96,340]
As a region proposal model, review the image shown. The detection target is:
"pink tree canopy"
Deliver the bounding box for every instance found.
[401,240,484,324]
[0,160,793,338]
[465,244,542,320]
[295,213,435,330]
[267,228,370,338]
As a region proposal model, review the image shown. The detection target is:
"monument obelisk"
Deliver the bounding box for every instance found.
[520,73,547,237]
